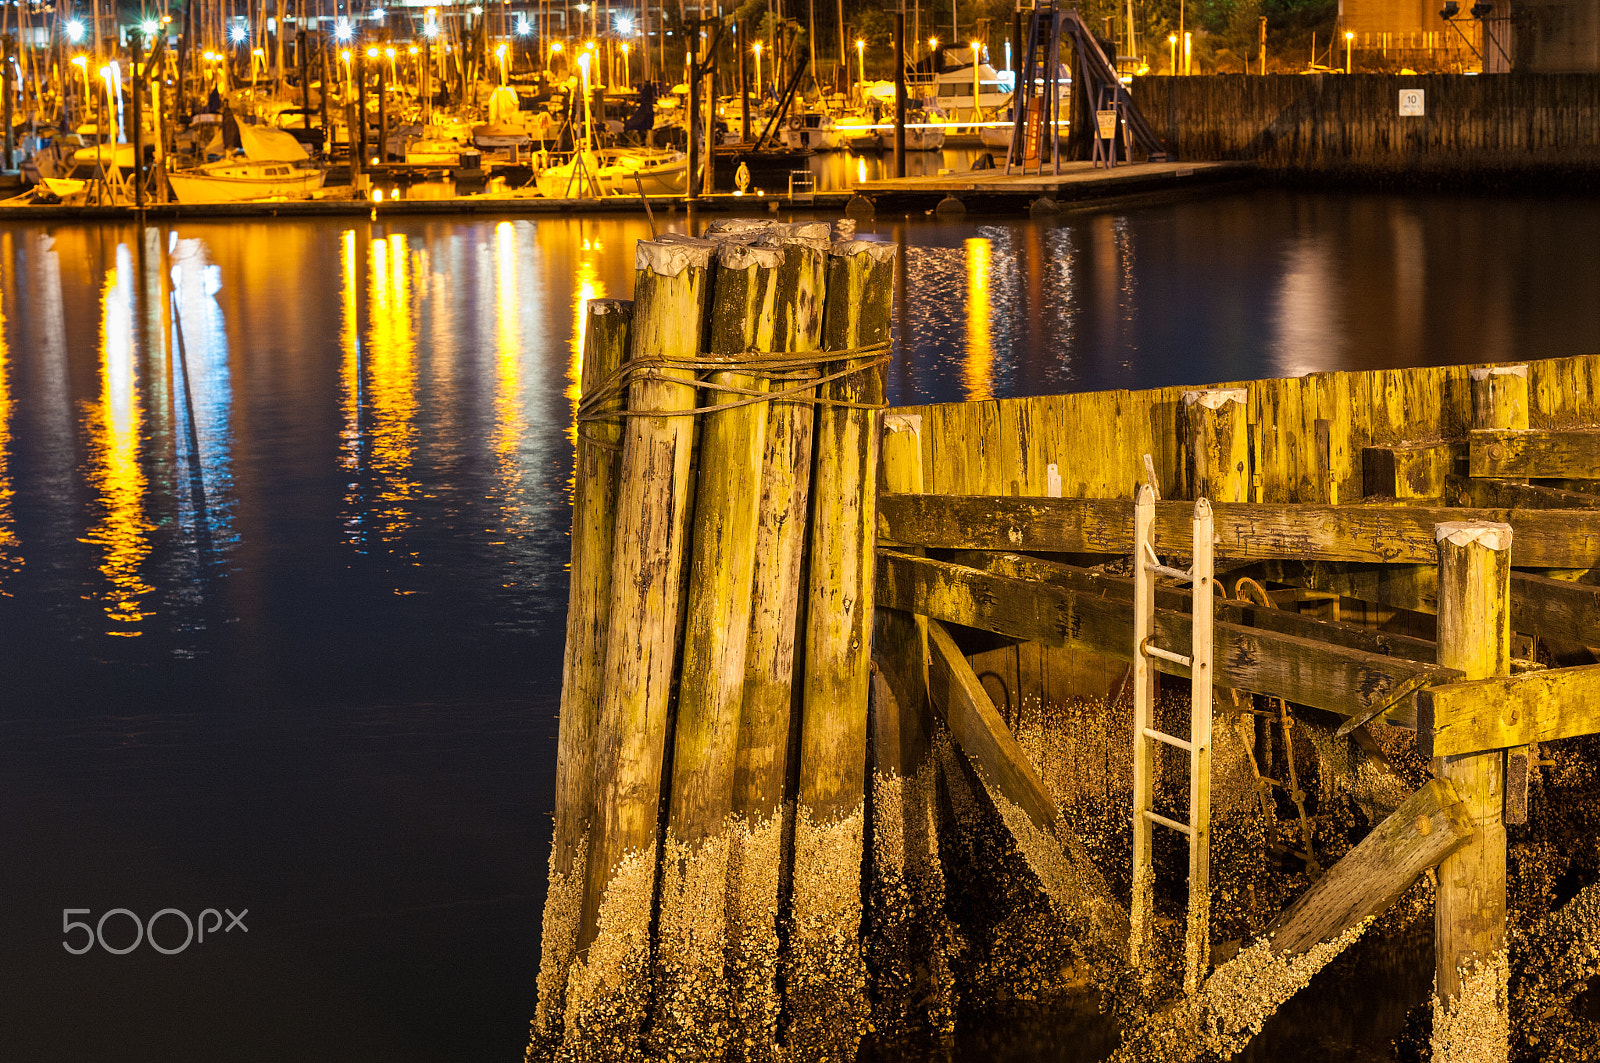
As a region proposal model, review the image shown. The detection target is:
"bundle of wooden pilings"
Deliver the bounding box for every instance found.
[531,221,897,1063]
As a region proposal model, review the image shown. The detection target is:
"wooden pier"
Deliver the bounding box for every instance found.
[535,221,1600,1060]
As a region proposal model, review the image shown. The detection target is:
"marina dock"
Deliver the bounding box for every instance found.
[851,158,1254,208]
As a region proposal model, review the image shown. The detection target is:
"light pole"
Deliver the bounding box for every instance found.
[1344,30,1353,73]
[856,38,865,95]
[752,40,763,98]
[1168,34,1177,74]
[1184,31,1192,75]
[970,40,981,120]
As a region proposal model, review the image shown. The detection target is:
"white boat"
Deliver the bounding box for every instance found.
[534,149,688,198]
[780,111,841,152]
[166,125,326,204]
[845,119,946,153]
[405,138,468,165]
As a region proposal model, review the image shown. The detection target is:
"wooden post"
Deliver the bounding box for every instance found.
[1183,388,1249,503]
[531,299,631,1055]
[654,239,783,1057]
[868,412,956,1033]
[562,238,714,1052]
[728,224,829,1055]
[1473,364,1529,488]
[1431,519,1512,1063]
[1185,497,1215,997]
[131,37,145,210]
[788,238,895,1058]
[1129,483,1157,981]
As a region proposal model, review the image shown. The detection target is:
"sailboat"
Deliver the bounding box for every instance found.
[166,124,326,204]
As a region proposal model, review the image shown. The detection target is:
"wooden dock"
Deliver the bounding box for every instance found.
[533,213,1600,1061]
[851,159,1255,207]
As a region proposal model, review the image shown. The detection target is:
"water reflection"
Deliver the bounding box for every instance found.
[82,243,154,635]
[964,237,994,400]
[0,233,21,588]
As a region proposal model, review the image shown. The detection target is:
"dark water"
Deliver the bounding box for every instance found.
[1,191,1597,1062]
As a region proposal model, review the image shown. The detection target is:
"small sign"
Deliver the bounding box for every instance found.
[1399,89,1425,117]
[1096,109,1119,139]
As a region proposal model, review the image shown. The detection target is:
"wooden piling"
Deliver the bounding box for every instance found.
[560,237,714,1057]
[788,239,896,1058]
[653,239,783,1058]
[1183,388,1249,503]
[532,299,632,1055]
[867,413,956,1035]
[727,223,830,1060]
[1431,519,1512,1063]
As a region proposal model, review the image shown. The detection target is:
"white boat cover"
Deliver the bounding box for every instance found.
[237,124,311,162]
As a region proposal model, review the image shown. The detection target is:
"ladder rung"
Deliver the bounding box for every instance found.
[1144,562,1195,583]
[1143,726,1192,752]
[1142,809,1194,836]
[1141,639,1193,668]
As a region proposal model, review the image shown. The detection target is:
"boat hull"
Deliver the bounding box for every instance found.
[166,168,326,204]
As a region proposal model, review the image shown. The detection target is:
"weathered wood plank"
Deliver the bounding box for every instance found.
[877,551,1444,725]
[1253,560,1600,652]
[1267,778,1473,955]
[951,549,1438,664]
[926,620,1132,957]
[878,493,1600,568]
[1420,663,1600,758]
[1363,441,1463,499]
[1445,475,1600,510]
[1471,428,1600,479]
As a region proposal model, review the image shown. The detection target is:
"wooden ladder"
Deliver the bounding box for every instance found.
[1129,486,1215,995]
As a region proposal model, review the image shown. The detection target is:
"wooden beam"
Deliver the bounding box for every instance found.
[1251,560,1600,648]
[925,619,1132,957]
[1419,663,1600,758]
[1111,779,1473,1063]
[953,550,1439,664]
[1266,778,1473,955]
[1446,475,1600,511]
[1470,428,1600,480]
[1363,441,1463,500]
[878,494,1600,568]
[877,551,1446,726]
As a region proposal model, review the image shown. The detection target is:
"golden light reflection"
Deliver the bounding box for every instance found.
[0,240,21,587]
[339,228,361,477]
[567,231,607,448]
[83,246,154,634]
[964,237,994,400]
[493,222,523,467]
[366,233,421,548]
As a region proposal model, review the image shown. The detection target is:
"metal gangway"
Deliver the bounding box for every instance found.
[1007,1,1169,175]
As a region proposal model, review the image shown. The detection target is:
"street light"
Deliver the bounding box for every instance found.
[856,39,866,93]
[752,41,763,98]
[1169,34,1178,74]
[1184,31,1192,75]
[971,41,982,119]
[1344,30,1354,73]
[496,43,508,86]
[66,19,86,43]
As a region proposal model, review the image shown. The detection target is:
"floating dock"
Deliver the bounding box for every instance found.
[852,158,1255,209]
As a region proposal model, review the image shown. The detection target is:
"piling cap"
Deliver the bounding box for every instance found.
[884,413,922,434]
[829,239,898,264]
[588,298,631,317]
[636,235,717,277]
[1470,365,1528,381]
[703,218,775,237]
[1183,388,1248,410]
[717,240,784,271]
[1434,520,1513,551]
